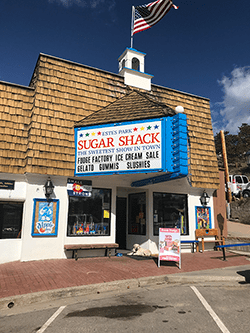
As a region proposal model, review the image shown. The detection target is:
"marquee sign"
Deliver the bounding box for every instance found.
[74,114,188,177]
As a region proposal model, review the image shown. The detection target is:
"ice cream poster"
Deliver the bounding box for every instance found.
[32,199,59,236]
[158,228,181,269]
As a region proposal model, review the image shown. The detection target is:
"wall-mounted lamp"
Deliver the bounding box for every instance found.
[200,190,210,206]
[44,177,54,200]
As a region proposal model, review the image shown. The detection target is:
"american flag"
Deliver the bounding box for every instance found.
[133,0,178,35]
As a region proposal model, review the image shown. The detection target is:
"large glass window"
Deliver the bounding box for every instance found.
[67,188,111,236]
[128,193,146,235]
[153,193,188,236]
[0,202,23,239]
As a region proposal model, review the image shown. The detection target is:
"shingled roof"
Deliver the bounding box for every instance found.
[0,53,219,188]
[75,90,175,127]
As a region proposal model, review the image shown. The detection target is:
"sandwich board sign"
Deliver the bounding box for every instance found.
[158,228,181,269]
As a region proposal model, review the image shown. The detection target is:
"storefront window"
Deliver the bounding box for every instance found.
[67,188,111,236]
[153,193,188,236]
[0,202,23,239]
[128,193,146,235]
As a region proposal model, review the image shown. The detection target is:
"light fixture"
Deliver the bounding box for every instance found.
[44,177,54,200]
[175,105,184,113]
[200,190,210,206]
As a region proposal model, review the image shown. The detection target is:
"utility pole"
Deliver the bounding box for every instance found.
[220,130,231,203]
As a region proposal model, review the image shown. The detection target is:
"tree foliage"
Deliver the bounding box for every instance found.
[214,123,250,164]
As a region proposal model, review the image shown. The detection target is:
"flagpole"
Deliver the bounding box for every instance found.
[131,6,135,48]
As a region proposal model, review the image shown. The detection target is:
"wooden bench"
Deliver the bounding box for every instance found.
[195,228,225,252]
[64,243,119,260]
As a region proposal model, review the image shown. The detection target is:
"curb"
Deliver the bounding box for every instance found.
[0,275,167,311]
[165,274,245,284]
[0,273,244,311]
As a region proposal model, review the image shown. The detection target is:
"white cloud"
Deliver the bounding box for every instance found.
[216,66,250,134]
[48,0,115,9]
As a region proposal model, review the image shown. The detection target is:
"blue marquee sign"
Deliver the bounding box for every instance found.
[74,113,188,180]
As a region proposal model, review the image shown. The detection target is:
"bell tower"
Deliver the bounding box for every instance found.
[118,48,153,91]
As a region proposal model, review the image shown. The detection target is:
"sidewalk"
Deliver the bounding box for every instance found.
[227,220,250,239]
[1,221,250,310]
[1,250,250,310]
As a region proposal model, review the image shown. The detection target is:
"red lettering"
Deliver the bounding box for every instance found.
[78,137,115,150]
[134,135,143,145]
[90,139,98,149]
[142,133,151,144]
[119,136,126,146]
[78,140,83,150]
[152,132,160,143]
[83,140,91,149]
[107,137,114,147]
[125,135,135,146]
[98,138,106,148]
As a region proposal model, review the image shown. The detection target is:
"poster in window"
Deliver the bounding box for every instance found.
[67,178,92,197]
[195,206,211,229]
[32,199,59,236]
[103,210,110,218]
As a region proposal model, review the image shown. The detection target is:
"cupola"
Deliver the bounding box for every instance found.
[118,48,153,91]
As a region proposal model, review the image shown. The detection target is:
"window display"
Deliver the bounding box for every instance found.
[128,192,146,235]
[67,188,111,236]
[153,193,188,236]
[0,202,23,239]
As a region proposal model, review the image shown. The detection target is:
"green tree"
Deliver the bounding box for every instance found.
[238,123,250,155]
[214,123,250,165]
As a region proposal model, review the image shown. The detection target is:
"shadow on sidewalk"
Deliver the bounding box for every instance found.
[126,255,179,268]
[237,269,250,284]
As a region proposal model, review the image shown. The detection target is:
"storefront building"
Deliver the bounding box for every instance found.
[0,48,220,263]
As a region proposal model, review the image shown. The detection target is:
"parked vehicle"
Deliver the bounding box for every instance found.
[242,183,250,198]
[228,174,249,197]
[243,189,250,198]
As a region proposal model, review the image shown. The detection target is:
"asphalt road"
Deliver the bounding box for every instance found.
[1,282,250,333]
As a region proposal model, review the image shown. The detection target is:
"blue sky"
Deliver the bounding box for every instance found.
[1,0,250,134]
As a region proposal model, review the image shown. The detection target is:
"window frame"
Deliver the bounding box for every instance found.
[132,57,140,71]
[153,192,189,236]
[67,188,112,237]
[0,201,23,239]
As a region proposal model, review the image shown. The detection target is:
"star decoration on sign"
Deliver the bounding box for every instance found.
[133,127,138,132]
[147,126,151,130]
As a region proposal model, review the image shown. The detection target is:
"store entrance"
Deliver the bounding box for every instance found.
[116,197,127,249]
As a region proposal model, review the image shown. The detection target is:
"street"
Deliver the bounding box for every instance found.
[1,282,250,333]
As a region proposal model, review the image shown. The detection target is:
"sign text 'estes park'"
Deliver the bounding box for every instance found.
[75,119,163,176]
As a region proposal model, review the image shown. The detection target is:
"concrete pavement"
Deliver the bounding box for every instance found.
[1,221,250,311]
[227,220,250,239]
